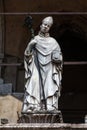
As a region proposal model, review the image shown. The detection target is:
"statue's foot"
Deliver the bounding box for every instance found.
[22,107,41,114]
[46,105,58,113]
[21,109,34,114]
[21,106,34,114]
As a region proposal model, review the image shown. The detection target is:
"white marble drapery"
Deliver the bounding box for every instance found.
[22,34,63,112]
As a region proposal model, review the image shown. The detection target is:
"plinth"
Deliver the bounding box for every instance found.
[18,110,63,123]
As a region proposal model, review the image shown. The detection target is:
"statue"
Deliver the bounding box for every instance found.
[22,16,63,113]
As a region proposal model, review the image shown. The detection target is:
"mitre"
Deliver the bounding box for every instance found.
[42,16,53,26]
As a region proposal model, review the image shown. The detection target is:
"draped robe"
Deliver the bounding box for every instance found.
[22,34,63,112]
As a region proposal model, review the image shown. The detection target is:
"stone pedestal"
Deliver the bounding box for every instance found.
[17,111,63,123]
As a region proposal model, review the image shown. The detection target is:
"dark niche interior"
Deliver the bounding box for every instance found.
[54,26,87,123]
[58,29,87,61]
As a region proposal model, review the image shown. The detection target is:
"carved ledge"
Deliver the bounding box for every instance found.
[17,110,63,123]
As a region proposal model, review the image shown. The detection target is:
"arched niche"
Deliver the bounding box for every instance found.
[51,22,87,61]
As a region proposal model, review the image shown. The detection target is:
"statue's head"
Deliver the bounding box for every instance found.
[42,16,53,26]
[40,16,53,34]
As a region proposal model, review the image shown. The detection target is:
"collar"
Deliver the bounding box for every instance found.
[38,31,50,37]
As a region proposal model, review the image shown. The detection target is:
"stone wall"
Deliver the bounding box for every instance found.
[3,0,87,58]
[0,0,87,124]
[0,93,23,124]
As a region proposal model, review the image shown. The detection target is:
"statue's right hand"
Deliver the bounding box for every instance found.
[24,53,33,64]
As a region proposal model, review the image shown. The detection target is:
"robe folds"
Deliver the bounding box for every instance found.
[23,35,63,111]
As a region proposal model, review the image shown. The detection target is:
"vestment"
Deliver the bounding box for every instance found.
[22,33,63,112]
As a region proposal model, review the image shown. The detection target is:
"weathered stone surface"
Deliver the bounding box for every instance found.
[0,78,3,84]
[18,111,63,123]
[4,57,18,92]
[0,83,12,94]
[0,123,87,130]
[0,93,23,124]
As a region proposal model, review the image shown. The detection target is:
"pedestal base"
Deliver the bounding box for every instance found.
[18,111,63,123]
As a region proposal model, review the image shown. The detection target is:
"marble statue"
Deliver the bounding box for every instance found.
[22,16,63,113]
